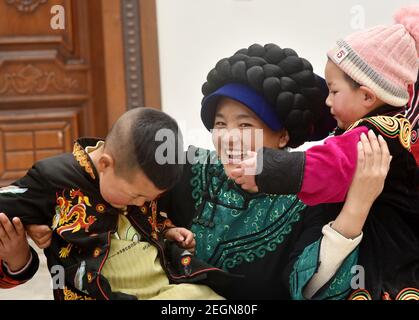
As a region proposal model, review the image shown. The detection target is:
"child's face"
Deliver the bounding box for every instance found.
[98,166,164,209]
[212,97,288,178]
[324,60,368,130]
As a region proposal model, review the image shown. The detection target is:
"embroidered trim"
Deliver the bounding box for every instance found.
[348,287,419,300]
[347,289,372,300]
[73,143,96,180]
[395,288,419,300]
[63,286,95,300]
[147,201,159,240]
[346,114,411,151]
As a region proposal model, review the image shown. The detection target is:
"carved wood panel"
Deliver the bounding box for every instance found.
[0,108,79,185]
[0,0,94,186]
[0,0,161,186]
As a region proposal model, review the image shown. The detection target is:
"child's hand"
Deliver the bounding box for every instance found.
[0,213,31,272]
[164,227,196,254]
[27,224,52,249]
[230,151,259,193]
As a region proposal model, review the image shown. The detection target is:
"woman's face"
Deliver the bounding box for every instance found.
[212,97,288,178]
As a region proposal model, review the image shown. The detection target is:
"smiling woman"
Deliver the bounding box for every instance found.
[157,43,368,300]
[211,97,290,178]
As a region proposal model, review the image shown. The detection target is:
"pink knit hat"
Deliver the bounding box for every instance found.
[327,5,419,107]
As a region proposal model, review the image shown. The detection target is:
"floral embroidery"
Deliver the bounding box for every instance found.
[92,247,101,258]
[95,204,105,213]
[87,272,94,284]
[73,143,96,179]
[181,256,191,266]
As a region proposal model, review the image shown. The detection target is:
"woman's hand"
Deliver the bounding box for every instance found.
[0,213,31,272]
[332,130,392,238]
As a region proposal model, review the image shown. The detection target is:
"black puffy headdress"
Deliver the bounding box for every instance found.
[201,43,334,148]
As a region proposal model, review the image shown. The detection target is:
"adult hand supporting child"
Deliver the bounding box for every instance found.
[0,213,31,272]
[331,130,392,239]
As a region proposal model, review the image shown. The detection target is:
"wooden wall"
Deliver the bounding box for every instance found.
[0,0,161,186]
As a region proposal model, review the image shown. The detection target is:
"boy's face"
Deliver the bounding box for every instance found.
[324,60,368,130]
[212,97,288,178]
[98,165,165,209]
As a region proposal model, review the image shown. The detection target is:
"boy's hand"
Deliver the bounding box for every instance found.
[0,213,31,272]
[230,151,259,193]
[27,224,52,249]
[164,227,196,254]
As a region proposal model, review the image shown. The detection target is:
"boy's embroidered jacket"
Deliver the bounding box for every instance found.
[255,106,419,299]
[0,138,233,300]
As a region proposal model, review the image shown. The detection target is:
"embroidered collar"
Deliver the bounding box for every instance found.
[333,105,400,136]
[332,105,411,150]
[72,138,103,181]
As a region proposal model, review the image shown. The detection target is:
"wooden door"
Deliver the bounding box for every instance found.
[0,0,161,186]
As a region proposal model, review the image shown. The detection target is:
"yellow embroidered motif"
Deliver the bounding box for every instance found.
[59,243,73,258]
[73,143,96,179]
[54,189,97,236]
[63,286,95,300]
[346,114,411,151]
[348,287,419,300]
[395,288,419,300]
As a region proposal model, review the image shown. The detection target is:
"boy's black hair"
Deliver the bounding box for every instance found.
[202,44,328,148]
[105,107,184,191]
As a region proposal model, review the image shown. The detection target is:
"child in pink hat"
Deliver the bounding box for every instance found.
[233,5,419,299]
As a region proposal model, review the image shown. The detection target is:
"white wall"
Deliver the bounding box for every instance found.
[156,0,415,149]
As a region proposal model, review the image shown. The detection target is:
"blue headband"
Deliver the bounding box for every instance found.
[201,83,282,131]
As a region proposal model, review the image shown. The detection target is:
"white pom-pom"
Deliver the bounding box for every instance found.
[394,5,419,53]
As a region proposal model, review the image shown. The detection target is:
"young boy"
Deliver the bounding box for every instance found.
[233,6,419,299]
[0,107,229,300]
[0,213,39,288]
